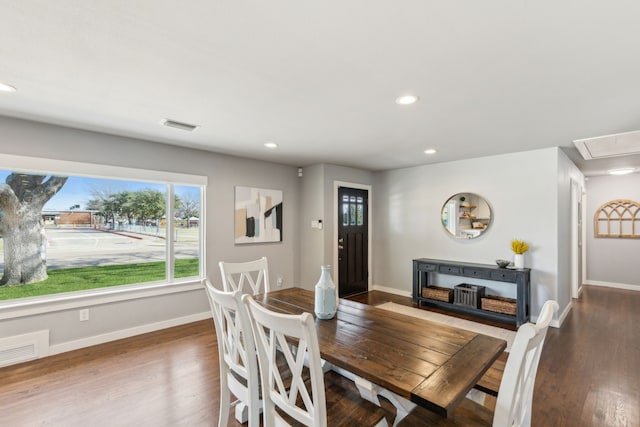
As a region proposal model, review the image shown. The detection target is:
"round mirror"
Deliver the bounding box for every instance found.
[441,193,492,239]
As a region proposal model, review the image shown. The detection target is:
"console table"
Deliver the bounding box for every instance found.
[412,258,531,326]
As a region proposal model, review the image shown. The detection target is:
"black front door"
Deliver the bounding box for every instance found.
[337,187,369,297]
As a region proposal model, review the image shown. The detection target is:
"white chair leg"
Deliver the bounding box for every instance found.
[218,385,231,427]
[234,401,249,423]
[233,400,262,426]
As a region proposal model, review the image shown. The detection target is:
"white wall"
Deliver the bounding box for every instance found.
[0,114,584,356]
[299,164,325,290]
[557,150,586,311]
[0,116,300,353]
[372,148,571,319]
[585,173,640,289]
[298,163,374,288]
[322,164,373,273]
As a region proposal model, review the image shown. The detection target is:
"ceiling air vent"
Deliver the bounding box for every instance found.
[161,119,199,132]
[573,130,640,160]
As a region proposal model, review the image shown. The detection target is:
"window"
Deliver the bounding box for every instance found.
[342,194,364,226]
[0,155,206,302]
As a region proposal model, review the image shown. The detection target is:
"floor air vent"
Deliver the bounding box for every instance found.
[0,330,49,368]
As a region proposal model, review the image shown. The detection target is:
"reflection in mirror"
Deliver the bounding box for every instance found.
[441,193,492,239]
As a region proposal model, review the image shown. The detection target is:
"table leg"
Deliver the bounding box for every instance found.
[331,367,417,426]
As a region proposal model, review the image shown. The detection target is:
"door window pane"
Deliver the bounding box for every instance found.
[341,194,365,227]
[342,195,349,225]
[356,196,364,226]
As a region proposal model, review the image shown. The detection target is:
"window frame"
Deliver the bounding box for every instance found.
[0,153,207,319]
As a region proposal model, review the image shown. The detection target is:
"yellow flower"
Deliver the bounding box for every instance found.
[511,239,529,254]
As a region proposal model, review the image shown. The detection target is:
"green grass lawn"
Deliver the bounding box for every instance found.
[0,258,199,300]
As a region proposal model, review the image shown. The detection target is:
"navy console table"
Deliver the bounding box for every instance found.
[412,258,531,326]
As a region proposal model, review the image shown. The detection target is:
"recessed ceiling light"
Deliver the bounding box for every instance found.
[608,168,635,175]
[161,119,199,132]
[424,148,437,155]
[264,142,278,149]
[0,82,17,92]
[395,95,419,105]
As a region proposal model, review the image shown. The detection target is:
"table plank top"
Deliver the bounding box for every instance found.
[256,287,506,417]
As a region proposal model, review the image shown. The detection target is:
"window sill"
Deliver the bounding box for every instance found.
[0,279,204,321]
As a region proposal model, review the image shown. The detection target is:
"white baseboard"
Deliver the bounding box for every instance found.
[49,311,211,356]
[584,280,640,291]
[554,300,571,328]
[529,315,562,329]
[371,284,412,298]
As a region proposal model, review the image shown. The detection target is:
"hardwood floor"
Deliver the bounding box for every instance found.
[0,320,222,426]
[534,286,640,427]
[0,285,638,426]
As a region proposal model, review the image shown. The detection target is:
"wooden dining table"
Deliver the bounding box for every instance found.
[255,287,507,419]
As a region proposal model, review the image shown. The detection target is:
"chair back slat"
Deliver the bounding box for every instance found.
[203,279,260,427]
[493,300,559,427]
[244,294,327,427]
[219,257,270,295]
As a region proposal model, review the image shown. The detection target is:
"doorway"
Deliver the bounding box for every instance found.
[571,179,583,299]
[336,185,370,297]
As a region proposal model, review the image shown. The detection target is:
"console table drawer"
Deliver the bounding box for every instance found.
[439,265,461,275]
[462,267,491,279]
[490,270,518,282]
[418,263,437,272]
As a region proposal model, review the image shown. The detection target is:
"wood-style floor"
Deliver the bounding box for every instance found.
[0,285,638,427]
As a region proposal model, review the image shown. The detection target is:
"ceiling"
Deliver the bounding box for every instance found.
[1,1,640,176]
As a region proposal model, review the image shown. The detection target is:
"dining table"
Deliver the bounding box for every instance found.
[255,287,507,419]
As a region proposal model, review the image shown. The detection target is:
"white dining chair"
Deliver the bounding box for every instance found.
[203,279,260,427]
[242,294,389,427]
[399,299,559,427]
[219,256,270,295]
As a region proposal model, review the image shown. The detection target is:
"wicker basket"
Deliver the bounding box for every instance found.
[481,295,517,316]
[422,286,453,303]
[453,284,486,309]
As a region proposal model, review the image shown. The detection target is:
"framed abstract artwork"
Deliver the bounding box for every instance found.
[234,186,283,244]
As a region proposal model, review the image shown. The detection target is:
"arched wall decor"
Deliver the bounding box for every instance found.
[594,199,640,238]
